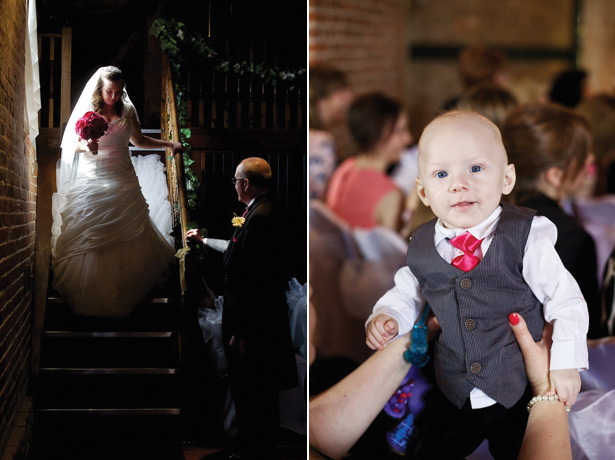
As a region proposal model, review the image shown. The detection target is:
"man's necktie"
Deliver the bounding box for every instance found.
[450,232,484,272]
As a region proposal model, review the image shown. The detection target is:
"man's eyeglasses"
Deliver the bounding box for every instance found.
[231,178,247,184]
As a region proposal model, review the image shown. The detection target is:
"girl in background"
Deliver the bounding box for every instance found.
[501,103,603,337]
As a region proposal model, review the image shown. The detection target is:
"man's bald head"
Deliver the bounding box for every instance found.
[237,157,272,189]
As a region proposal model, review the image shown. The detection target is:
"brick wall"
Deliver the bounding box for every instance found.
[0,0,36,458]
[309,0,409,159]
[406,0,577,136]
[408,0,574,48]
[310,0,408,98]
[579,0,615,94]
[310,0,614,144]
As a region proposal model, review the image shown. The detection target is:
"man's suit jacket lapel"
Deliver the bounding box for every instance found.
[244,193,270,221]
[225,193,271,261]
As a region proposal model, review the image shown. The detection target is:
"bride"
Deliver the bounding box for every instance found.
[51,66,183,318]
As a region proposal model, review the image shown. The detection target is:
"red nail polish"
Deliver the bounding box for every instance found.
[508,313,519,325]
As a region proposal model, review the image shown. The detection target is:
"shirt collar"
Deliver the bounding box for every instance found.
[434,206,502,245]
[247,192,269,209]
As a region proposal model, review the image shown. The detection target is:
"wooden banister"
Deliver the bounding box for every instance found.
[161,54,190,293]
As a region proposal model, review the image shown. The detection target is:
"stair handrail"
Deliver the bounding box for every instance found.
[161,54,190,293]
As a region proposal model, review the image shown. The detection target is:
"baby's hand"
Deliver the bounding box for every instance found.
[366,314,399,351]
[549,368,581,408]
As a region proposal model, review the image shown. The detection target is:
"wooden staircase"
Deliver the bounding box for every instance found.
[30,281,185,460]
[29,133,188,460]
[29,56,197,459]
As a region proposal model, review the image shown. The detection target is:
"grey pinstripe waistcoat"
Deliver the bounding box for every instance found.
[408,203,545,409]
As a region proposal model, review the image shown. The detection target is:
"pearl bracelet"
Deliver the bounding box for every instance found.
[527,394,569,413]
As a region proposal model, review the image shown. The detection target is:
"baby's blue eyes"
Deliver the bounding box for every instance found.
[435,166,482,178]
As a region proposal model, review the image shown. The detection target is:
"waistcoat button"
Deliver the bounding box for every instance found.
[470,362,481,373]
[460,278,472,289]
[465,319,475,330]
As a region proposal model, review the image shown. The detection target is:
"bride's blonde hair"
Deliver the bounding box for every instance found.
[91,66,127,116]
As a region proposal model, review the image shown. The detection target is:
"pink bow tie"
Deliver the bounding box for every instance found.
[450,232,484,272]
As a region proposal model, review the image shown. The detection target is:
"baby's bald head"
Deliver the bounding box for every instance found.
[418,110,508,175]
[414,110,516,229]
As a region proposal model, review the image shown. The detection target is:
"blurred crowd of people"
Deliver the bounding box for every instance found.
[308,46,615,459]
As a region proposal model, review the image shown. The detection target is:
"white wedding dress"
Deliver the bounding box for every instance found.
[51,102,175,317]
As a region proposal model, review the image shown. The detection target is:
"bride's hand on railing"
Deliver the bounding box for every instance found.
[169,141,184,154]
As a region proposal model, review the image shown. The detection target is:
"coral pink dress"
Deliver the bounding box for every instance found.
[326,157,398,228]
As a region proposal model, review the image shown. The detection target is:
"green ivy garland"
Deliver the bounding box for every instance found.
[150,17,306,230]
[150,18,306,90]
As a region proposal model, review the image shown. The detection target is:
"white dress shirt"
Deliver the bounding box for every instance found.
[367,206,589,408]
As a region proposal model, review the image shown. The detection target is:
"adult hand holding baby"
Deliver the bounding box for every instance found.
[509,312,581,409]
[508,312,552,396]
[508,312,572,460]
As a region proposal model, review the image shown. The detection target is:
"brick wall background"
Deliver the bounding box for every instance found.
[310,0,615,152]
[0,0,36,458]
[578,0,615,93]
[309,0,409,158]
[406,0,578,136]
[309,0,408,98]
[408,1,574,47]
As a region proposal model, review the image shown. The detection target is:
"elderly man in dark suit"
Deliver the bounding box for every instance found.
[187,157,297,460]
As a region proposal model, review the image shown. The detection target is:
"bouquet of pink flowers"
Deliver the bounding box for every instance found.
[75,111,108,154]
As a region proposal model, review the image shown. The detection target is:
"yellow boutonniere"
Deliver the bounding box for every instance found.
[231,213,246,228]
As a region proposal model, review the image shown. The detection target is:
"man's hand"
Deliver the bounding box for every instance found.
[186,228,204,244]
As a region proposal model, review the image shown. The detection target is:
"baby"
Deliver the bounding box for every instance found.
[366,111,588,458]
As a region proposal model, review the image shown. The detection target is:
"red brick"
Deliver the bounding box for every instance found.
[0,0,35,456]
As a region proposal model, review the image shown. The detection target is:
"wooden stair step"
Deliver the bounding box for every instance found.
[34,403,182,412]
[30,410,182,460]
[47,296,172,304]
[34,408,180,415]
[43,298,177,333]
[34,371,181,408]
[40,335,179,368]
[43,331,174,338]
[39,367,177,375]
